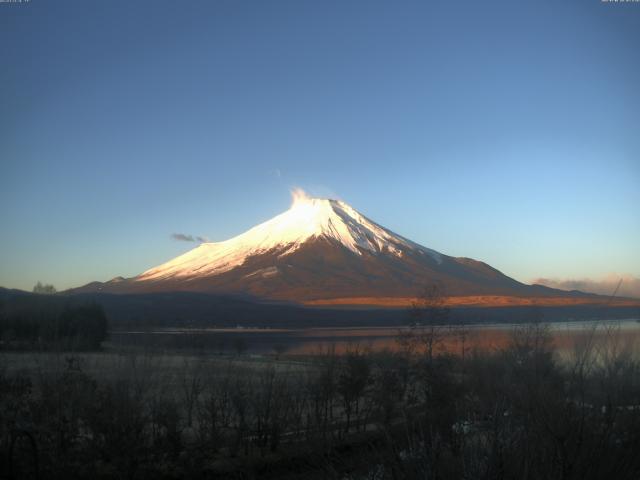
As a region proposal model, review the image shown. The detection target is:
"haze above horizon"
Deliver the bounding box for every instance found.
[1,0,639,292]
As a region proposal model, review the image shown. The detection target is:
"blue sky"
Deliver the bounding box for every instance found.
[1,0,639,291]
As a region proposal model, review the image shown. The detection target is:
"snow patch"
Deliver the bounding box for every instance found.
[244,267,279,279]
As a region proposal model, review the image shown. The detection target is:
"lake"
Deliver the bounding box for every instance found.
[110,318,640,357]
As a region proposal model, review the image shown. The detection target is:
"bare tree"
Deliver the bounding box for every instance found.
[33,281,57,294]
[337,348,371,434]
[273,344,287,360]
[450,320,473,367]
[399,284,450,362]
[233,337,247,356]
[180,358,204,427]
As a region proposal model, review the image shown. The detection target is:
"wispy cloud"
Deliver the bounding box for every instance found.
[171,233,209,243]
[533,273,640,299]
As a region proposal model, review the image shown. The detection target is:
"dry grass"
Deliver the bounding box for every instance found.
[304,295,640,307]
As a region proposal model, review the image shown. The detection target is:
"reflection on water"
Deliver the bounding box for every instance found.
[111,319,640,357]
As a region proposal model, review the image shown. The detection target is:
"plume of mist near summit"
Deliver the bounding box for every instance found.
[290,188,312,206]
[289,186,343,205]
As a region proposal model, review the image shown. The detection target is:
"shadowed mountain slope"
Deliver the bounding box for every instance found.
[68,192,616,305]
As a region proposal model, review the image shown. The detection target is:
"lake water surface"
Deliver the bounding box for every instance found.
[111,318,640,357]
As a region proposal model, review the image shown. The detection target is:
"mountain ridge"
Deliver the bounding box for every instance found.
[68,192,625,305]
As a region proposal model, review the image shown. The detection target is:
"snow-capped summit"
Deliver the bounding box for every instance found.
[72,190,566,302]
[138,189,441,282]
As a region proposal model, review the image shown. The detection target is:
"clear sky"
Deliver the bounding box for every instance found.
[1,0,639,291]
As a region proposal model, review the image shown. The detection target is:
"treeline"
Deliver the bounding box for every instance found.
[1,322,639,479]
[0,294,108,350]
[46,290,640,330]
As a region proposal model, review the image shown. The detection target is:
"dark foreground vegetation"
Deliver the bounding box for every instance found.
[1,319,639,480]
[0,295,108,351]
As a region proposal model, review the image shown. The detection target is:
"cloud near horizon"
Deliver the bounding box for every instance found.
[533,273,640,299]
[171,233,209,243]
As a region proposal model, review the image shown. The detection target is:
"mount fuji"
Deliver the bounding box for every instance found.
[71,190,602,305]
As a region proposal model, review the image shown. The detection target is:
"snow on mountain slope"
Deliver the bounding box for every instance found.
[137,189,442,282]
[69,190,608,303]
